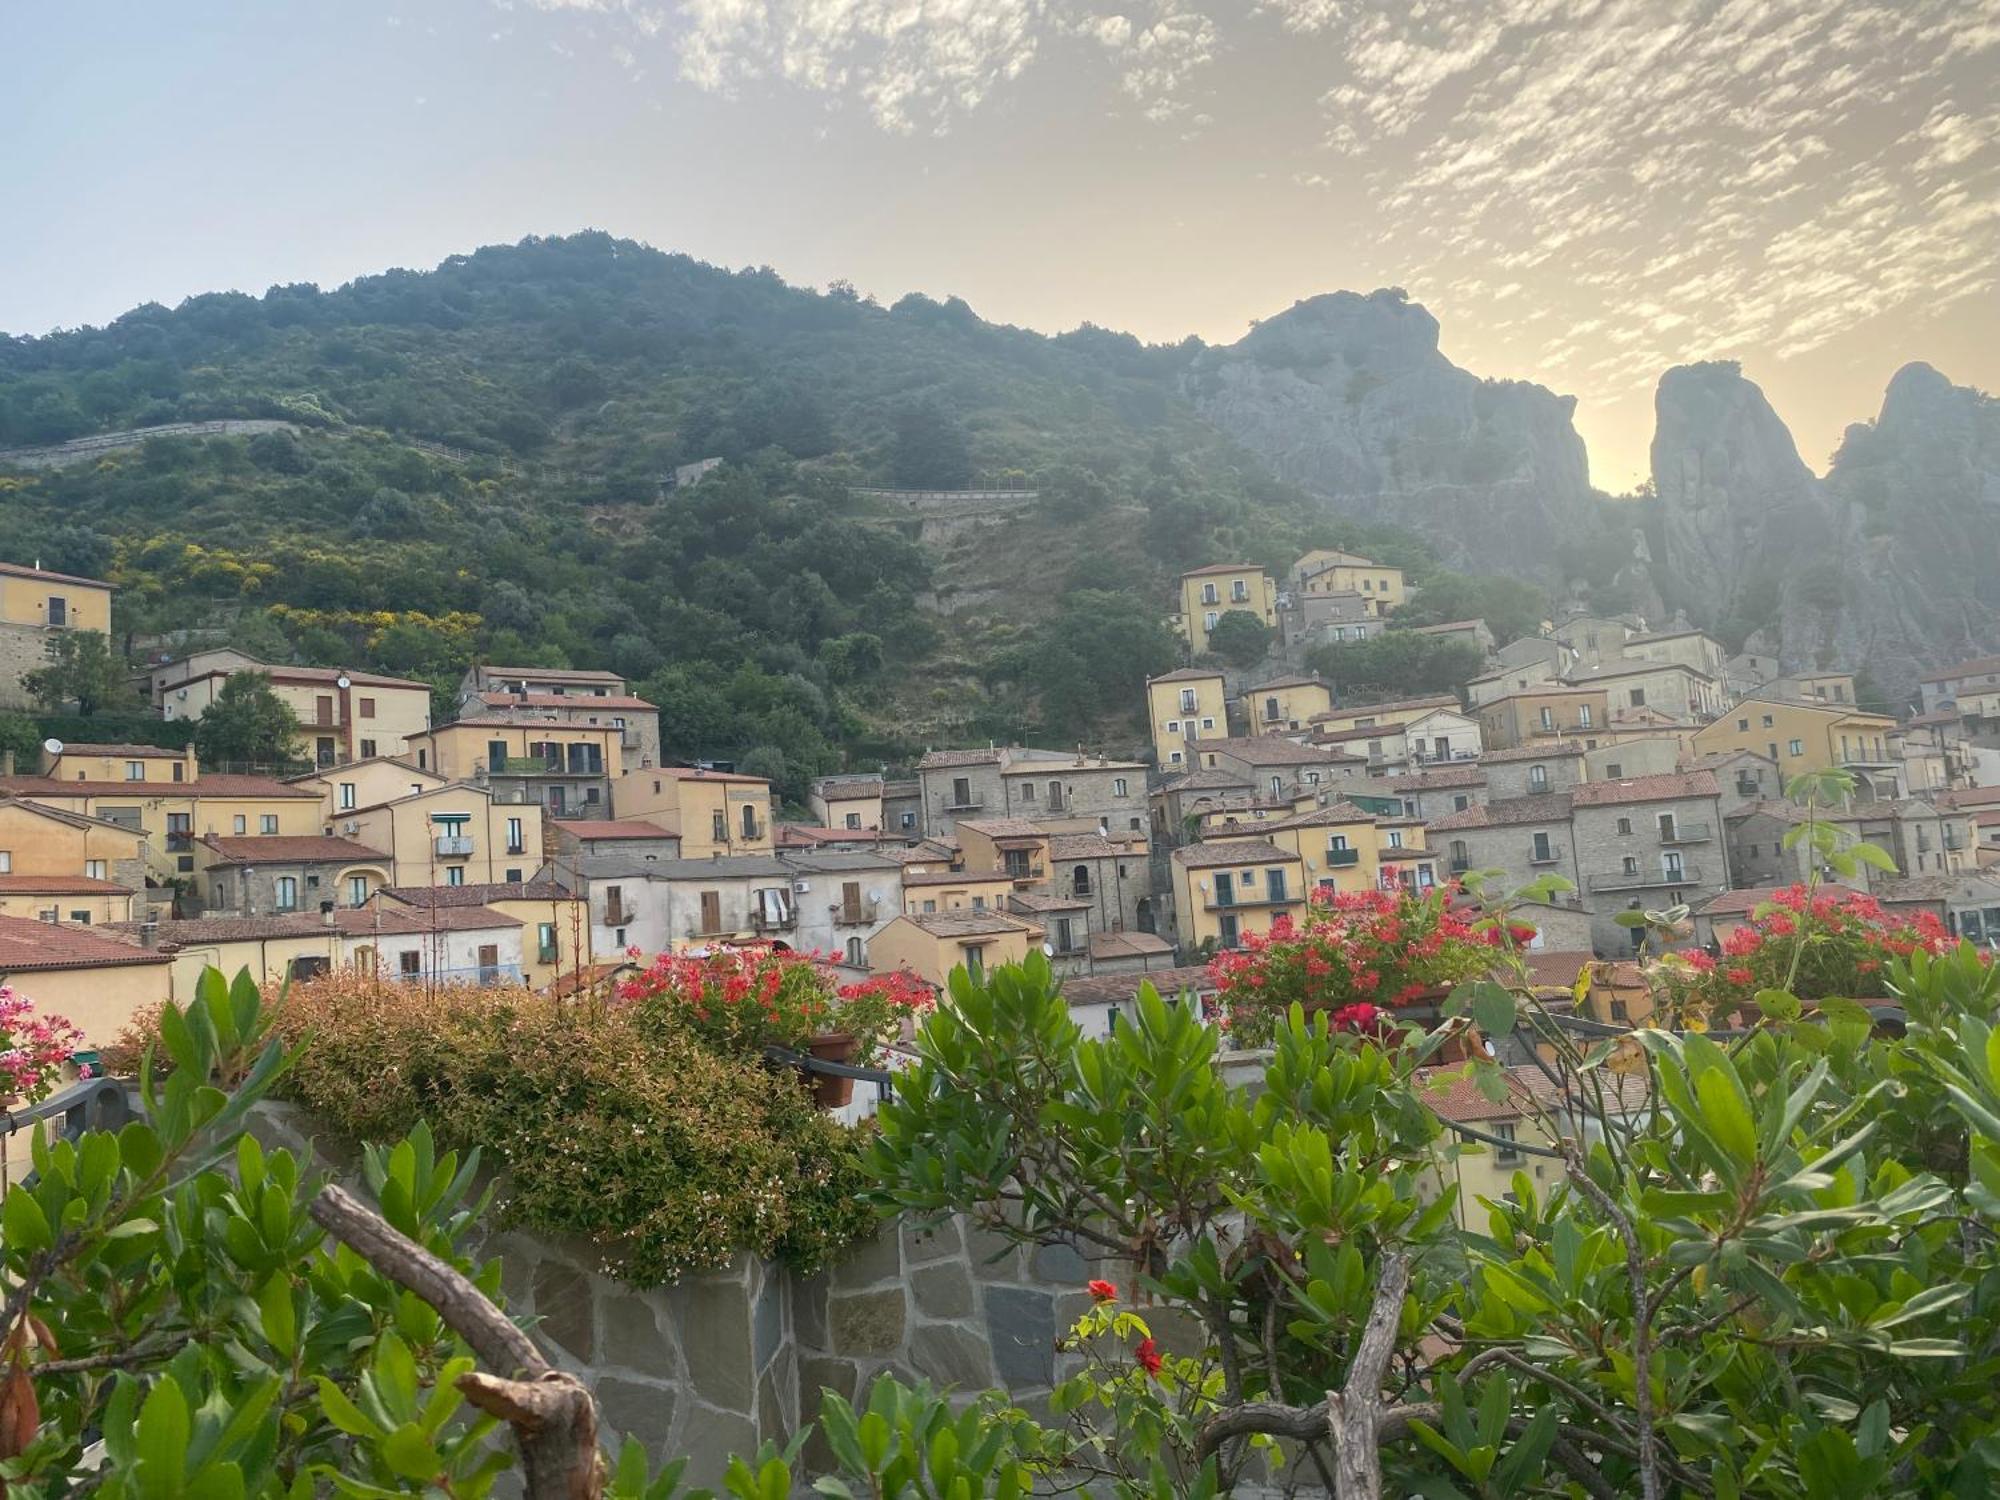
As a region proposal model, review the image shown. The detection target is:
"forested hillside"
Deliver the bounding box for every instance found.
[0,233,1449,792]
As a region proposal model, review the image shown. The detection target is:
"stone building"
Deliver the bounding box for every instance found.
[1568,770,1727,952]
[914,747,1146,840]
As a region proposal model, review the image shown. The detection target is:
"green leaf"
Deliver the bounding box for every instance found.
[1754,989,1802,1022]
[136,1377,193,1499]
[380,1424,443,1482]
[259,1273,297,1357]
[316,1377,380,1438]
[2,1185,53,1253]
[1696,1065,1758,1169]
[1468,982,1516,1039]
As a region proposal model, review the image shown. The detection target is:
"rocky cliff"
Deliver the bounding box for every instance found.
[1184,290,1594,579]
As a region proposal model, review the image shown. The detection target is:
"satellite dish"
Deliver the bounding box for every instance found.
[42,738,63,756]
[336,674,353,690]
[1041,942,1056,957]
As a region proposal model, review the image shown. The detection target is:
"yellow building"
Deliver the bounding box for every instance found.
[163,663,433,766]
[0,878,137,925]
[0,796,149,890]
[810,777,885,832]
[0,915,171,1046]
[1292,550,1407,611]
[900,868,1019,915]
[1476,687,1612,750]
[1243,674,1336,733]
[1170,838,1309,951]
[342,783,546,888]
[288,756,448,823]
[614,768,776,858]
[407,719,621,818]
[0,561,111,634]
[1307,694,1462,738]
[1175,565,1277,656]
[1146,668,1229,768]
[867,910,1046,990]
[43,743,194,785]
[1220,802,1431,895]
[1690,696,1900,786]
[376,879,590,992]
[0,770,325,885]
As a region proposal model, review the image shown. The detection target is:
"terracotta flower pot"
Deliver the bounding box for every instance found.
[806,1031,859,1109]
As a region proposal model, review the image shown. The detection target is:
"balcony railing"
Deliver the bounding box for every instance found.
[1657,821,1711,844]
[434,836,475,857]
[1528,844,1565,866]
[832,900,880,925]
[943,799,983,813]
[752,911,796,934]
[1206,893,1298,911]
[1006,864,1045,883]
[604,903,630,927]
[1588,863,1701,892]
[1447,859,1471,876]
[738,819,767,841]
[395,963,523,986]
[1325,848,1360,867]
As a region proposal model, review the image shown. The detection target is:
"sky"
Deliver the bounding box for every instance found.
[4,0,1996,490]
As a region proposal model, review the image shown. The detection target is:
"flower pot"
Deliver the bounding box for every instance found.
[806,1031,859,1109]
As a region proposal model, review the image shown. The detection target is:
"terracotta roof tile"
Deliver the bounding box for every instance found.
[1060,965,1215,1007]
[553,819,677,840]
[1427,793,1574,831]
[199,835,389,863]
[1571,770,1720,806]
[1173,839,1294,868]
[0,916,167,970]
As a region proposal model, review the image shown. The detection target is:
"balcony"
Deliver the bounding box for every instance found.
[943,799,983,813]
[396,962,523,987]
[752,911,796,934]
[1588,863,1701,892]
[604,903,630,927]
[1527,844,1565,866]
[434,835,475,857]
[621,729,644,749]
[1005,863,1045,885]
[1447,859,1471,876]
[1205,893,1299,911]
[1657,821,1711,844]
[1325,848,1360,867]
[831,900,880,925]
[738,818,768,841]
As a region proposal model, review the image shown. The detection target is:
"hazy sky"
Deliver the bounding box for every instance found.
[6,0,1996,489]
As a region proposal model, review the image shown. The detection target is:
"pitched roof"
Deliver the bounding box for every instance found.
[0,560,109,587]
[917,747,1005,770]
[1427,793,1574,831]
[1480,742,1586,763]
[1157,769,1255,794]
[543,960,640,999]
[1320,694,1461,717]
[1148,667,1227,685]
[776,849,903,874]
[956,817,1047,840]
[1048,832,1145,859]
[479,665,625,683]
[1089,930,1175,960]
[1245,674,1331,693]
[553,819,678,841]
[0,917,167,972]
[56,743,184,758]
[813,777,884,799]
[1180,562,1265,577]
[898,911,1041,938]
[1408,619,1487,634]
[379,881,575,907]
[113,905,517,944]
[1061,965,1215,1008]
[0,774,320,799]
[1562,659,1714,683]
[1008,890,1092,913]
[1384,764,1488,790]
[1200,736,1359,766]
[1921,655,2000,683]
[1258,800,1378,831]
[901,868,1013,887]
[180,663,429,690]
[0,875,133,895]
[1695,884,1861,917]
[775,824,908,848]
[1571,770,1720,806]
[198,835,389,864]
[1173,839,1293,868]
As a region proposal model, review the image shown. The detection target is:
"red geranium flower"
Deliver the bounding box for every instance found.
[1134,1337,1163,1377]
[1088,1279,1117,1302]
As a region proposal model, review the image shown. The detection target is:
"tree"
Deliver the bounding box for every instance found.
[1394,570,1547,646]
[22,630,132,716]
[1306,632,1483,699]
[890,400,972,489]
[1204,610,1272,669]
[192,670,300,765]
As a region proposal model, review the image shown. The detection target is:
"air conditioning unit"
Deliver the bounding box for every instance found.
[340,820,360,836]
[793,879,811,894]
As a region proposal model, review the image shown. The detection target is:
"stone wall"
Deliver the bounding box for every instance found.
[247,1102,1096,1488]
[0,621,55,710]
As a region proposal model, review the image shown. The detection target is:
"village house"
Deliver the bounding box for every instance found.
[194,834,393,916]
[376,879,588,991]
[1173,564,1278,656]
[0,797,149,918]
[1148,768,1261,843]
[1427,794,1580,901]
[914,747,1146,840]
[882,780,922,836]
[1580,737,1684,783]
[0,915,170,1045]
[1480,743,1587,801]
[1548,615,1635,669]
[154,656,433,766]
[776,849,905,972]
[1059,965,1216,1040]
[1616,628,1729,681]
[548,818,682,863]
[1405,619,1497,657]
[288,756,447,825]
[457,664,662,772]
[1345,763,1489,822]
[1192,736,1361,800]
[1309,693,1463,739]
[0,561,114,711]
[1690,696,1903,799]
[867,910,1047,991]
[1240,674,1335,734]
[1726,797,1971,891]
[1290,549,1407,611]
[1145,668,1229,769]
[1476,686,1611,750]
[1919,655,2000,735]
[1169,839,1308,952]
[342,781,545,889]
[808,776,886,831]
[899,865,1019,917]
[1682,748,1782,823]
[120,904,526,997]
[1561,659,1722,724]
[1278,588,1380,650]
[1568,771,1729,952]
[1227,801,1434,897]
[612,767,776,857]
[554,853,798,957]
[40,742,193,786]
[406,718,621,818]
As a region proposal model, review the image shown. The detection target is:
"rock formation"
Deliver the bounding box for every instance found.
[1184,290,1593,579]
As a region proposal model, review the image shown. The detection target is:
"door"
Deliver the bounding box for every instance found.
[547,786,566,815]
[700,890,722,935]
[1219,913,1241,949]
[1214,872,1235,907]
[741,802,759,839]
[840,881,862,923]
[476,944,500,985]
[316,737,336,768]
[1662,851,1685,883]
[46,596,64,627]
[488,740,510,772]
[1658,813,1677,842]
[316,695,334,726]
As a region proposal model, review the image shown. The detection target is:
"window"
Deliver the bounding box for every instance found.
[900,811,917,830]
[274,876,299,912]
[506,817,524,855]
[347,875,369,907]
[399,950,422,978]
[1578,705,1593,728]
[1616,817,1632,835]
[1761,714,1774,728]
[1387,829,1404,848]
[1054,917,1075,953]
[359,739,377,760]
[537,923,558,962]
[1658,813,1678,842]
[1266,869,1288,901]
[359,697,376,718]
[1452,794,1470,812]
[1492,1122,1522,1165]
[1738,718,1750,732]
[963,944,985,979]
[1230,579,1249,602]
[1166,719,1181,734]
[172,761,184,782]
[505,868,522,883]
[1203,611,1219,631]
[1528,764,1548,791]
[712,810,727,841]
[741,802,759,839]
[1021,782,1036,802]
[845,937,864,966]
[1628,688,1646,707]
[1788,739,1804,757]
[47,596,65,627]
[445,866,465,886]
[951,776,972,808]
[1179,688,1197,713]
[0,852,9,873]
[844,811,861,829]
[1201,582,1218,604]
[1073,863,1093,896]
[338,782,357,810]
[1265,696,1280,721]
[1200,717,1215,730]
[1532,832,1554,863]
[1539,706,1555,730]
[1169,751,1184,765]
[1622,855,1639,876]
[125,760,144,781]
[922,899,937,914]
[1113,777,1128,797]
[259,815,278,835]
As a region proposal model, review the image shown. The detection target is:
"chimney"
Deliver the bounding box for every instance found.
[321,899,337,928]
[139,919,159,949]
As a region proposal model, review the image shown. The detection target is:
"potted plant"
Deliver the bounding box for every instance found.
[0,982,85,1106]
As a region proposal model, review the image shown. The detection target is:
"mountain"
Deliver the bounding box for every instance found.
[1184,290,1595,580]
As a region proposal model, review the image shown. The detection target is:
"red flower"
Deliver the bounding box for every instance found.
[1725,967,1753,986]
[1134,1337,1163,1377]
[1088,1279,1117,1302]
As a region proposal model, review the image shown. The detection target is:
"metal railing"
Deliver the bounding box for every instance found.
[1588,863,1700,891]
[434,836,475,857]
[1206,892,1297,911]
[395,963,523,986]
[1658,821,1711,844]
[1325,848,1361,867]
[752,912,796,934]
[1527,844,1565,866]
[832,901,880,925]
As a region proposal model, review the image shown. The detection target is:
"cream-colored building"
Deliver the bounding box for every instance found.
[407,719,620,819]
[810,776,886,832]
[0,915,170,1047]
[376,880,589,992]
[0,560,111,635]
[1174,565,1278,656]
[1242,675,1336,733]
[0,797,150,904]
[42,743,194,786]
[288,756,447,824]
[342,782,545,888]
[1146,668,1229,768]
[1308,694,1463,738]
[1691,697,1901,794]
[614,768,776,858]
[161,660,433,766]
[0,877,138,925]
[192,835,394,916]
[1170,838,1309,952]
[1477,687,1612,750]
[901,868,1019,916]
[867,910,1046,991]
[1292,550,1407,612]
